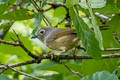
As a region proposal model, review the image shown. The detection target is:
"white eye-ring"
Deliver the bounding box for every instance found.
[39,29,45,35]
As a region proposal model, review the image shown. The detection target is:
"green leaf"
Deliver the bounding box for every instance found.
[81,71,118,80]
[94,3,119,17]
[0,9,34,20]
[107,14,120,33]
[53,6,67,23]
[80,59,118,75]
[64,75,81,80]
[80,0,106,9]
[117,0,120,9]
[66,0,79,8]
[54,0,63,2]
[0,74,12,80]
[33,71,62,80]
[106,14,120,47]
[31,61,82,76]
[106,0,115,5]
[0,3,8,14]
[0,22,13,39]
[86,0,103,50]
[69,6,101,59]
[54,7,67,18]
[0,0,9,4]
[32,12,43,35]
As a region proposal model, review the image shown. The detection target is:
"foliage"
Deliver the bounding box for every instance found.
[0,0,120,80]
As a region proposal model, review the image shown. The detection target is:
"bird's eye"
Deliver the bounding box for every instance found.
[39,29,45,35]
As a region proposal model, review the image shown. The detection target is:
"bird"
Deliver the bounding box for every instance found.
[31,27,79,52]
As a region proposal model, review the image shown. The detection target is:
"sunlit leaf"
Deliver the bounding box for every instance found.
[80,0,106,9]
[0,9,34,20]
[108,14,120,33]
[53,6,67,23]
[66,0,79,8]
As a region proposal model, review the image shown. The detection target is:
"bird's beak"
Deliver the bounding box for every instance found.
[31,35,38,39]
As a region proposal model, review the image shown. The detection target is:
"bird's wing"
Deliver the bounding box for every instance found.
[51,29,77,39]
[45,29,77,43]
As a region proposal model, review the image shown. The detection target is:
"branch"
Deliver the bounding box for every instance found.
[47,2,66,9]
[55,17,66,27]
[0,30,37,59]
[1,53,120,69]
[8,67,46,80]
[0,63,47,80]
[44,7,53,12]
[1,31,120,70]
[0,59,36,69]
[30,0,40,11]
[60,61,84,77]
[104,48,120,51]
[0,39,19,46]
[10,0,25,11]
[94,12,110,24]
[43,14,52,27]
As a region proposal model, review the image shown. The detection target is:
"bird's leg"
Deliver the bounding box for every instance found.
[48,52,55,60]
[47,50,66,60]
[77,46,86,51]
[72,47,78,57]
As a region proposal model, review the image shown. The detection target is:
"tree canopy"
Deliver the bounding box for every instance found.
[0,0,120,80]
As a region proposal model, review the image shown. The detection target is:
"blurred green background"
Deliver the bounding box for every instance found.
[0,0,120,80]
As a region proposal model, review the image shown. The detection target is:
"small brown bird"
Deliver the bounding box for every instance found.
[31,27,79,52]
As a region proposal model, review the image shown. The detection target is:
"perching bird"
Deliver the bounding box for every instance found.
[31,27,79,52]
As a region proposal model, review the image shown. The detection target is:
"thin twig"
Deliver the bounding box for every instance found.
[46,2,66,8]
[0,30,37,58]
[13,30,37,58]
[113,32,120,43]
[0,67,8,74]
[12,29,20,40]
[30,0,39,11]
[0,63,46,80]
[0,39,19,46]
[0,63,8,74]
[55,17,66,27]
[44,7,53,12]
[0,59,36,69]
[104,48,120,51]
[8,67,46,80]
[43,15,52,26]
[94,12,111,24]
[60,61,84,77]
[43,18,49,26]
[32,0,40,9]
[10,0,24,11]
